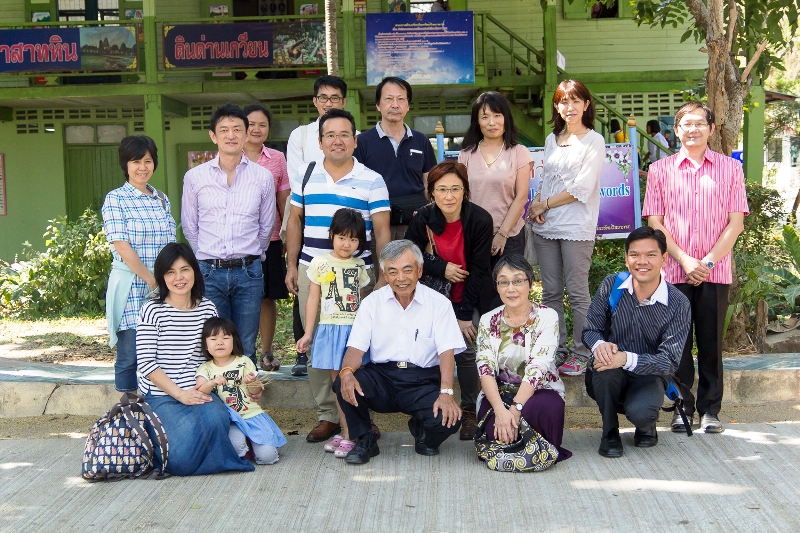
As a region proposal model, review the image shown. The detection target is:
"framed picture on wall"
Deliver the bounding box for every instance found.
[209,4,229,17]
[32,12,51,22]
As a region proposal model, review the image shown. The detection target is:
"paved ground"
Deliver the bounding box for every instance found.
[2,423,800,532]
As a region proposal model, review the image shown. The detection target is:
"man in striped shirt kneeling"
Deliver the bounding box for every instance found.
[583,227,691,458]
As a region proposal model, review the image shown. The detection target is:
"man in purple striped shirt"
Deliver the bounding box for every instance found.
[181,103,276,365]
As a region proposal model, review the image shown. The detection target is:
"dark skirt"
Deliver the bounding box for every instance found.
[263,239,289,300]
[477,388,572,462]
[145,393,255,476]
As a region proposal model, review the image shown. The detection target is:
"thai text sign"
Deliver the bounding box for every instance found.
[0,26,137,73]
[366,12,474,85]
[163,21,326,69]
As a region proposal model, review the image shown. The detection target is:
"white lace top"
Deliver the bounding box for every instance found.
[532,130,605,241]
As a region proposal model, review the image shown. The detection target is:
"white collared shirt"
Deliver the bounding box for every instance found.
[286,119,323,182]
[347,283,466,368]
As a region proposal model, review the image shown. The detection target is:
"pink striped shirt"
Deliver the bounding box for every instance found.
[181,155,276,260]
[642,147,749,285]
[253,145,290,242]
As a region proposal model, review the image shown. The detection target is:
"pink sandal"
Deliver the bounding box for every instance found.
[323,435,343,453]
[333,439,355,458]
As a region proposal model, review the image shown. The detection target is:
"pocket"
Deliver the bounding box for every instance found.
[198,260,213,281]
[245,259,264,280]
[414,336,436,361]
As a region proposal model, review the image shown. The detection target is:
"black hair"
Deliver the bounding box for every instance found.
[201,317,245,360]
[646,119,661,134]
[314,75,348,97]
[461,91,519,152]
[328,208,367,257]
[153,242,205,306]
[626,226,667,255]
[243,103,272,129]
[118,135,158,180]
[609,119,621,132]
[550,79,595,135]
[492,254,534,284]
[209,102,249,133]
[675,101,714,127]
[318,108,357,139]
[375,76,413,103]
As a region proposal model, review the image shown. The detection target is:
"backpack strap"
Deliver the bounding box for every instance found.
[607,271,631,314]
[300,123,308,157]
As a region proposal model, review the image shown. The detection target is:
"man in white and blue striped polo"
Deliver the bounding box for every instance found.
[285,108,392,443]
[582,226,691,458]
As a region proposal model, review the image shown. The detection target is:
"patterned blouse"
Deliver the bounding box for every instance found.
[476,303,565,404]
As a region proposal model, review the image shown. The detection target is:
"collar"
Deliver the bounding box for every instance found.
[122,181,157,197]
[422,201,472,234]
[209,154,249,170]
[321,157,367,180]
[259,145,272,159]
[620,274,669,306]
[675,147,714,168]
[376,122,412,139]
[381,282,426,306]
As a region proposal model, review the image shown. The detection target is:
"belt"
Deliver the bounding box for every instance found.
[202,255,259,268]
[379,361,424,369]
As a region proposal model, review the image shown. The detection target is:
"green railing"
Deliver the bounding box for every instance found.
[590,90,673,156]
[474,12,548,78]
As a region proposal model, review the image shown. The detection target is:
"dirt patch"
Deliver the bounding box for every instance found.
[0,317,114,363]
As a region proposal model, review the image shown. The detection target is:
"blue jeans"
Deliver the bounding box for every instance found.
[115,328,138,392]
[199,258,264,364]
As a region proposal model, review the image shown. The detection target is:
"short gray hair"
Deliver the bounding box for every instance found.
[492,253,534,284]
[379,239,424,271]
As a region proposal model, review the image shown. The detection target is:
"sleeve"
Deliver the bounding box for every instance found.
[632,294,692,375]
[306,256,322,285]
[181,171,200,251]
[614,131,624,143]
[565,133,605,204]
[275,152,291,192]
[163,194,178,241]
[101,191,127,242]
[727,160,750,215]
[515,143,533,169]
[422,137,437,173]
[433,295,467,356]
[404,212,447,279]
[346,293,375,352]
[457,207,492,321]
[136,302,161,378]
[286,127,303,184]
[581,275,615,351]
[457,149,469,169]
[523,308,559,389]
[641,160,665,217]
[244,357,257,375]
[258,169,277,253]
[475,311,498,378]
[195,361,211,379]
[358,263,370,288]
[290,162,309,209]
[367,175,391,213]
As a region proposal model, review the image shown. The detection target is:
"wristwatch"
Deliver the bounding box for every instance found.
[705,260,714,269]
[512,402,523,412]
[440,388,454,396]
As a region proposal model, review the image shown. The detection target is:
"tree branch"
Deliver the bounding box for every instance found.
[685,0,712,34]
[725,1,738,53]
[740,41,768,83]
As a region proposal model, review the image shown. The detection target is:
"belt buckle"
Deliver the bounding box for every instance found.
[397,361,407,369]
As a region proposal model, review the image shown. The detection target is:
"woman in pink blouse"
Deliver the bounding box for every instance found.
[458,92,532,269]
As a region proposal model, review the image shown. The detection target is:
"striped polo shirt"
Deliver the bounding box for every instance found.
[136,298,218,396]
[642,148,749,285]
[290,157,390,267]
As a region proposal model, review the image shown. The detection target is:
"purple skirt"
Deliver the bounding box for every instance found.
[477,388,572,462]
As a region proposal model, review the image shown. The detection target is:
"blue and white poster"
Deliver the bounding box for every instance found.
[366,12,474,86]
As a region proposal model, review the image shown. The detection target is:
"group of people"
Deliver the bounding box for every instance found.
[100,71,747,474]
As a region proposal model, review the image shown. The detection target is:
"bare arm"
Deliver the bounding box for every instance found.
[113,241,156,290]
[295,282,320,353]
[432,349,461,427]
[704,212,745,263]
[338,347,367,406]
[284,204,304,295]
[372,211,391,290]
[147,368,212,405]
[276,189,290,221]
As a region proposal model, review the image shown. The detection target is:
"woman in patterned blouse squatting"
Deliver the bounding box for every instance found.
[102,136,176,393]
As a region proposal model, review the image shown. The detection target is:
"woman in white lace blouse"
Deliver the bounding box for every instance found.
[526,79,605,377]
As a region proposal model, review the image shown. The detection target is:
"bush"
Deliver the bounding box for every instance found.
[0,209,111,317]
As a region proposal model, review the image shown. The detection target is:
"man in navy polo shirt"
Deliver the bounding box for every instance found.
[354,77,437,240]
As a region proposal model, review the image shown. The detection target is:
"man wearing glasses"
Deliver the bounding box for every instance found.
[285,108,391,444]
[642,102,749,434]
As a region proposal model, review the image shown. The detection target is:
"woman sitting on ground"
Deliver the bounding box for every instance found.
[475,254,572,462]
[136,242,255,476]
[405,160,494,440]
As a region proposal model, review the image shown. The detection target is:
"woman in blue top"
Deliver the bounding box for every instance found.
[102,136,176,393]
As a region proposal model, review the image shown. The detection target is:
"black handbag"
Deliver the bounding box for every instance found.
[474,401,559,473]
[389,193,428,225]
[419,225,453,298]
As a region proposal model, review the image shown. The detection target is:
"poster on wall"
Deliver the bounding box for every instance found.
[31,12,51,23]
[188,151,218,169]
[0,154,6,216]
[163,21,326,69]
[366,12,474,85]
[0,26,138,73]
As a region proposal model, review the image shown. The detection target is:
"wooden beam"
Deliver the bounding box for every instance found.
[566,70,706,84]
[160,96,188,118]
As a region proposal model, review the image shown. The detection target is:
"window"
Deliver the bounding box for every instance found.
[563,0,632,19]
[767,139,782,163]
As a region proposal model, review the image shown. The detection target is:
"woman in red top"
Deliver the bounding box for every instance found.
[405,161,494,440]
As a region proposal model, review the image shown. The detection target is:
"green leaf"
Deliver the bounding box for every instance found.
[781,225,800,273]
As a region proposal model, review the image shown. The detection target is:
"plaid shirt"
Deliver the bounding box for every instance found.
[102,182,176,330]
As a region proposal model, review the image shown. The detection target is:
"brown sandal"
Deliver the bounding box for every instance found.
[260,352,280,371]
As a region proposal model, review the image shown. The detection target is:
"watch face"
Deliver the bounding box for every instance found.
[706,261,714,269]
[515,403,523,411]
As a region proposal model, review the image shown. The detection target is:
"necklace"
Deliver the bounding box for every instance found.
[503,303,533,328]
[479,140,504,166]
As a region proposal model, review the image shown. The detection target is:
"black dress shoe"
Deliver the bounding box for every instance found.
[345,435,380,465]
[598,429,624,458]
[408,417,440,456]
[634,424,658,447]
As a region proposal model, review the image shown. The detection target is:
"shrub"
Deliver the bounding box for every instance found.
[0,209,111,317]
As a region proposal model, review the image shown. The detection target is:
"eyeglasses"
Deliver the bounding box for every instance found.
[432,186,464,196]
[315,95,343,103]
[678,123,709,131]
[321,132,354,141]
[496,278,528,288]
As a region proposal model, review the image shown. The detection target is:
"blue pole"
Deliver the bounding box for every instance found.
[628,116,642,229]
[435,120,445,163]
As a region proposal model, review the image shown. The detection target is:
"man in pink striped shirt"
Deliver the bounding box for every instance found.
[182,103,276,366]
[643,101,749,434]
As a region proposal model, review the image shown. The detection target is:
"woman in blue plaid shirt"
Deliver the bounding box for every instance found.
[102,136,176,392]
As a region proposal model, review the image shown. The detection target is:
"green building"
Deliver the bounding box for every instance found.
[0,0,765,260]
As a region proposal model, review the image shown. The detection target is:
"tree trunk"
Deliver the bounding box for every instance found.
[325,0,339,75]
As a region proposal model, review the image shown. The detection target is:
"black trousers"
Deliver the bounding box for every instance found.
[674,282,729,416]
[586,367,666,438]
[333,362,461,449]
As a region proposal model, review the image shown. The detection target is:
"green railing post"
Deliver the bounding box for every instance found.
[143,0,158,85]
[542,0,557,126]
